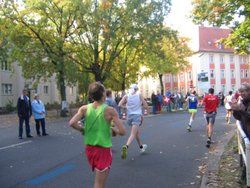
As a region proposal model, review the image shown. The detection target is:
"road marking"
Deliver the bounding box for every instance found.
[26,164,75,185]
[0,141,32,151]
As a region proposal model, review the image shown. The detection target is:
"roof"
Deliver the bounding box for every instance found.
[199,26,234,53]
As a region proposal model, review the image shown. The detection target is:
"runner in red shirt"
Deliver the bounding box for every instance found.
[201,88,219,148]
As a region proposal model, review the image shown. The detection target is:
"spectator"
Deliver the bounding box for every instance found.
[165,89,172,112]
[151,92,158,114]
[105,89,119,112]
[231,83,250,138]
[31,94,48,136]
[156,91,163,113]
[17,89,33,139]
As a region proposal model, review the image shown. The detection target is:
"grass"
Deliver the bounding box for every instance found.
[218,134,245,188]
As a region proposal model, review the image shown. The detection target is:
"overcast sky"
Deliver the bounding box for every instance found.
[165,0,197,38]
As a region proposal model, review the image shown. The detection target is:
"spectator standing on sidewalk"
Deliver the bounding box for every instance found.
[17,89,33,139]
[69,82,126,188]
[118,84,149,159]
[31,94,48,136]
[231,83,250,138]
[201,88,219,148]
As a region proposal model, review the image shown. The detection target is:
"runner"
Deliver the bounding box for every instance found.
[118,84,149,159]
[201,88,219,148]
[69,82,126,188]
[185,90,198,132]
[224,91,233,124]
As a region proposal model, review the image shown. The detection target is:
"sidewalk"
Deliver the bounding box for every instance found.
[200,128,236,187]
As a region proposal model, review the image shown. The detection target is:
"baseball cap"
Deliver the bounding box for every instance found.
[130,84,138,91]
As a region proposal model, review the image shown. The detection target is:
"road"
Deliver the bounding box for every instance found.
[0,107,234,188]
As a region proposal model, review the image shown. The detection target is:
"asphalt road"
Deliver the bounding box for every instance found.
[0,107,234,188]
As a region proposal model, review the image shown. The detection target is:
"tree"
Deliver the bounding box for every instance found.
[68,0,172,86]
[142,28,193,94]
[191,0,250,54]
[0,0,85,114]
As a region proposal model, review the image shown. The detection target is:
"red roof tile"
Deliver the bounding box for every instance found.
[199,26,234,53]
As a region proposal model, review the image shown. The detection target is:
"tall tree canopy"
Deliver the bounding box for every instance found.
[142,28,193,94]
[0,0,172,104]
[191,0,250,54]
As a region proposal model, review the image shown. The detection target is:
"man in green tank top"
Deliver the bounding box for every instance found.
[69,82,126,188]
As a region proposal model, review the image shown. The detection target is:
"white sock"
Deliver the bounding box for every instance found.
[189,118,193,126]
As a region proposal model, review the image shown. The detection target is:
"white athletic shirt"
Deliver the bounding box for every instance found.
[126,93,142,115]
[225,95,233,110]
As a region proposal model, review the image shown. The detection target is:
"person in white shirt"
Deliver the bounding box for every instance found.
[224,91,233,124]
[118,84,148,159]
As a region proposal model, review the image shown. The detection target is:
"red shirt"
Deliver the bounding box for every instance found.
[203,94,219,113]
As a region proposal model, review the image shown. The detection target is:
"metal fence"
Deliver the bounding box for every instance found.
[236,120,250,188]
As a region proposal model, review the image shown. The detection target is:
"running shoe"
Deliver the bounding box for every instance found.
[187,125,192,132]
[140,144,147,153]
[121,145,127,159]
[206,138,211,148]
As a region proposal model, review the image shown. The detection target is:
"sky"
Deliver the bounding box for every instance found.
[165,0,197,38]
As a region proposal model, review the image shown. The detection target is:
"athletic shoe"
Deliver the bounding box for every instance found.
[206,138,211,148]
[121,145,127,159]
[187,125,192,132]
[140,144,147,153]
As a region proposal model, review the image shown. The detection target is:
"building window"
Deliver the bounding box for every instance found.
[188,71,192,80]
[232,85,235,92]
[220,55,224,64]
[180,73,184,81]
[2,84,12,95]
[166,75,170,82]
[222,85,225,92]
[220,70,225,78]
[245,69,249,78]
[210,70,214,78]
[44,85,49,95]
[173,75,177,82]
[230,55,234,64]
[209,54,214,64]
[243,56,248,64]
[240,70,244,78]
[239,56,244,64]
[0,61,10,71]
[231,70,235,78]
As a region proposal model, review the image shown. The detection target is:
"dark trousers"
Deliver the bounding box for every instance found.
[19,116,31,137]
[35,118,46,135]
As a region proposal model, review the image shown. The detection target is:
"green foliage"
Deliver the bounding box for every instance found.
[191,0,250,54]
[5,99,15,113]
[0,0,174,98]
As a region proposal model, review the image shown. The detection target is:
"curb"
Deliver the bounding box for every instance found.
[200,128,236,188]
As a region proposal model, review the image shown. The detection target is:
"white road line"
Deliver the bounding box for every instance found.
[0,141,32,151]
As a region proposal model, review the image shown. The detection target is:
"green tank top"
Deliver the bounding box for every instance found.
[84,103,112,148]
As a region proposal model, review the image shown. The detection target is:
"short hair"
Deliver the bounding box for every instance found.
[208,88,214,94]
[192,90,196,95]
[88,82,105,101]
[238,83,250,92]
[106,89,112,97]
[229,91,232,95]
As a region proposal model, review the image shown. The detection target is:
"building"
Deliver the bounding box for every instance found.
[162,26,249,96]
[0,61,77,109]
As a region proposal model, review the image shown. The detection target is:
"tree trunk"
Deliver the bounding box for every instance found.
[158,73,164,95]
